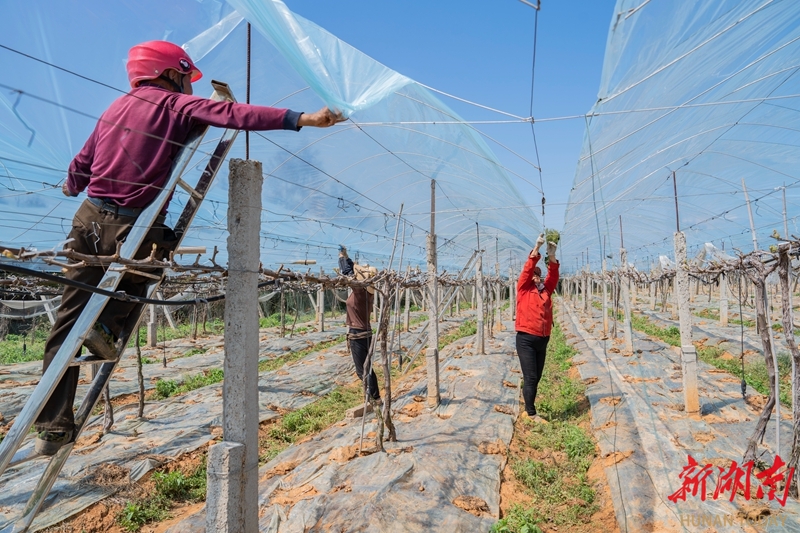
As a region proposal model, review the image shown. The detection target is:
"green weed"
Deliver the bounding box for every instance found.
[260,386,362,463]
[258,336,346,373]
[152,368,224,399]
[491,505,543,533]
[117,461,206,531]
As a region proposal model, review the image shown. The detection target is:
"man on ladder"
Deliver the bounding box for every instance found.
[35,40,343,455]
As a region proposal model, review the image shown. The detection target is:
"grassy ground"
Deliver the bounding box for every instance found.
[258,335,346,372]
[494,317,601,533]
[694,307,757,328]
[439,319,476,350]
[117,460,207,531]
[258,385,363,463]
[0,320,50,364]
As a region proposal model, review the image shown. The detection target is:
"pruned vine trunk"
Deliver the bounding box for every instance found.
[743,263,779,464]
[779,246,800,494]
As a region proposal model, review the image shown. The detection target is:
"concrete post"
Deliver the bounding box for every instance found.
[719,273,729,327]
[404,287,411,332]
[602,260,609,335]
[157,290,178,330]
[207,159,262,533]
[317,269,325,332]
[476,255,485,355]
[456,288,461,316]
[671,277,679,320]
[147,304,157,347]
[650,277,657,311]
[583,274,589,313]
[509,266,516,321]
[426,180,440,408]
[619,250,634,353]
[426,237,440,407]
[279,286,285,337]
[206,442,246,533]
[674,231,699,414]
[40,295,57,325]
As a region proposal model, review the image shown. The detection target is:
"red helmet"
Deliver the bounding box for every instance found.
[126,41,202,89]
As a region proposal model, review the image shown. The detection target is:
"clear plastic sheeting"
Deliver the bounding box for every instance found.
[561,302,800,531]
[0,0,539,272]
[562,0,800,272]
[0,297,59,319]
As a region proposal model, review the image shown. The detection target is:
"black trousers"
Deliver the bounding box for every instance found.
[348,328,380,400]
[35,199,176,433]
[515,331,550,416]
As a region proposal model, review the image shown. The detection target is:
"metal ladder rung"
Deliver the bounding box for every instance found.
[69,354,119,366]
[177,178,202,199]
[8,447,40,470]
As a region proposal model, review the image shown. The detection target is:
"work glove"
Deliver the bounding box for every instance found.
[535,234,545,248]
[546,240,557,259]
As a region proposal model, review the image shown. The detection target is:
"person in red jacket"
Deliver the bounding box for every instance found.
[34,40,344,455]
[515,234,559,423]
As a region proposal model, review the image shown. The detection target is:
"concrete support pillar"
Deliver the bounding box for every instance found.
[719,273,729,327]
[206,442,246,533]
[404,287,411,332]
[157,290,178,330]
[317,269,325,332]
[650,278,657,311]
[671,277,679,320]
[476,255,485,355]
[456,288,461,316]
[207,159,262,533]
[602,261,609,335]
[583,274,589,313]
[509,266,516,321]
[147,304,157,347]
[674,232,699,414]
[426,236,440,407]
[619,250,634,353]
[494,281,502,332]
[40,295,57,325]
[279,286,286,337]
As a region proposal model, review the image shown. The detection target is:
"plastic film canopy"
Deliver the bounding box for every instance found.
[562,0,800,272]
[0,0,540,273]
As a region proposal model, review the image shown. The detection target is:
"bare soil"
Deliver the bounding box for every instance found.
[498,373,620,533]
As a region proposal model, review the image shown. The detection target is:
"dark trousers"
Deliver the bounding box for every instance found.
[515,331,550,416]
[35,200,176,432]
[348,328,380,400]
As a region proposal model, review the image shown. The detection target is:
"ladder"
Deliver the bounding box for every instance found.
[0,81,239,533]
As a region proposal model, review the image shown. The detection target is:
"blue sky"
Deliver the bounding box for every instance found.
[287,0,617,232]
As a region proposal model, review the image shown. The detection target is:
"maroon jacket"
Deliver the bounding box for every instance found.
[515,254,559,337]
[65,86,302,209]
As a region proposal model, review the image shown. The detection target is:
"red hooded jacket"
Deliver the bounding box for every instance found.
[515,253,559,337]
